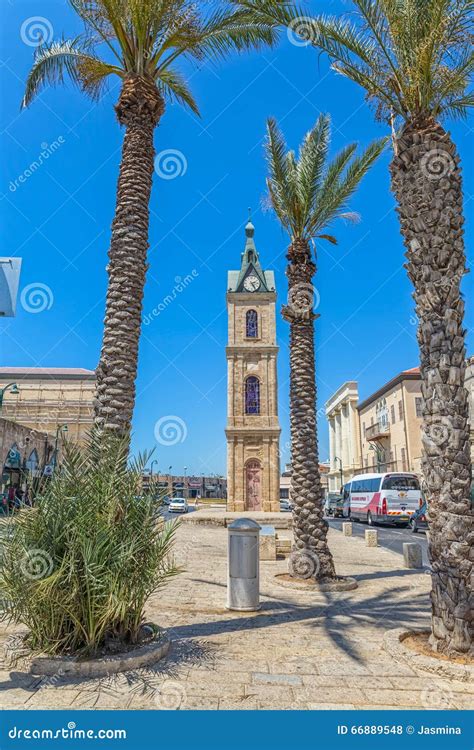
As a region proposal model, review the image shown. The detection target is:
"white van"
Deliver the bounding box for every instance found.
[350,472,422,526]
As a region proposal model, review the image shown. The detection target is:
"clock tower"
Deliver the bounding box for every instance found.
[225,218,281,512]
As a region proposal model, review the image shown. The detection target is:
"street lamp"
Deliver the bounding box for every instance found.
[0,382,20,410]
[150,459,158,480]
[334,455,344,493]
[184,465,187,500]
[53,424,68,474]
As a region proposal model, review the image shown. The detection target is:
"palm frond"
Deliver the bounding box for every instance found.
[155,66,200,114]
[22,37,121,107]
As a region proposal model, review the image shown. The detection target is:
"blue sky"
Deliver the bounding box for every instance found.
[1,0,473,476]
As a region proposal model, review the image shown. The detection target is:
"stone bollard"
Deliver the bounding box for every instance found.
[365,529,378,547]
[403,542,423,569]
[342,522,352,537]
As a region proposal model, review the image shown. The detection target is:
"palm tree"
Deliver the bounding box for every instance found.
[288,0,473,656]
[248,0,473,654]
[23,0,277,440]
[264,115,385,580]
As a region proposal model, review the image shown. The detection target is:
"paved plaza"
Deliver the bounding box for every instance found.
[0,522,472,710]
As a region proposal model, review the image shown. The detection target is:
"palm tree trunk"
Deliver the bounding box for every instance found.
[282,239,336,580]
[390,118,473,655]
[94,76,164,439]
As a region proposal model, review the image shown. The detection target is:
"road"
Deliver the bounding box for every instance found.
[327,515,430,566]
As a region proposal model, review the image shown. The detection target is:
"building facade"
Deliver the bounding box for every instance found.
[0,367,96,445]
[326,368,424,492]
[326,382,361,492]
[358,368,423,476]
[142,472,227,499]
[225,220,281,512]
[0,417,54,492]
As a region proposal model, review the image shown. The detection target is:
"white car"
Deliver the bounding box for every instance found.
[168,497,189,513]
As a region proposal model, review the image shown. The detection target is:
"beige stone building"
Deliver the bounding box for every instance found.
[0,417,54,491]
[326,381,361,492]
[225,220,281,512]
[358,368,423,476]
[326,368,423,492]
[0,367,96,445]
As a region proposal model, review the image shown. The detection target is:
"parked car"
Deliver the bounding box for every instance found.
[409,500,428,533]
[279,498,293,512]
[324,492,343,517]
[169,497,189,513]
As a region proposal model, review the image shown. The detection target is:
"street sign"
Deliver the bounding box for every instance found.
[0,258,22,317]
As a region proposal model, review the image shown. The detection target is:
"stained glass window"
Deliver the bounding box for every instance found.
[246,309,258,338]
[245,376,260,414]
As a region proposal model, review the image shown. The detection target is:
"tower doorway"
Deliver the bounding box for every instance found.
[245,459,261,511]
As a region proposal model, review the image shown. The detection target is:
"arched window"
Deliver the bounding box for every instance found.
[246,309,258,338]
[245,376,260,414]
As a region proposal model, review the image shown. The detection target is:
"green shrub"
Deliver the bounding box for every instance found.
[0,433,180,656]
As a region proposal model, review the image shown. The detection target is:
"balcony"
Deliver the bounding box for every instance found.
[365,421,390,441]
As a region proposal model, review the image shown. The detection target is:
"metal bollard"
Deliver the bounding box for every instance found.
[403,542,423,569]
[343,522,353,537]
[365,529,378,547]
[227,518,261,611]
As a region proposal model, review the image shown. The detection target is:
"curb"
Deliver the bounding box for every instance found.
[274,574,358,592]
[29,636,171,678]
[383,628,473,682]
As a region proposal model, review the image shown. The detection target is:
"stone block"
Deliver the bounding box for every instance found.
[342,522,352,537]
[403,542,423,569]
[365,529,378,547]
[259,526,276,561]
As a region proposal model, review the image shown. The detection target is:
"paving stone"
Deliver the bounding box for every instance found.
[294,687,367,706]
[0,523,463,711]
[26,689,80,707]
[252,672,302,687]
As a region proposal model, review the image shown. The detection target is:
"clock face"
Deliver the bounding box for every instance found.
[243,274,260,292]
